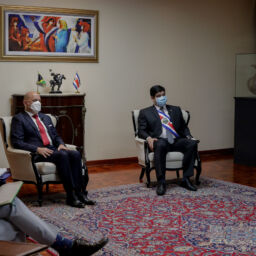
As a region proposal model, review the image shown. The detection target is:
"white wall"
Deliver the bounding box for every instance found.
[0,0,255,167]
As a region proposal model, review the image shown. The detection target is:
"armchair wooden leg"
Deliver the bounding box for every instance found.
[145,166,152,188]
[46,183,49,193]
[37,183,43,207]
[194,145,202,185]
[139,167,145,183]
[195,161,202,185]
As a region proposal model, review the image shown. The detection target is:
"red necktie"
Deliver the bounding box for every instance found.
[33,114,50,146]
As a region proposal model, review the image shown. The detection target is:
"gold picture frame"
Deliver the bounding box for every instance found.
[0,5,98,62]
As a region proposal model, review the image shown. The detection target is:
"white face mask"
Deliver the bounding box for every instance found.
[30,101,41,114]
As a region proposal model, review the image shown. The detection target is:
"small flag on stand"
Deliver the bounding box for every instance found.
[73,73,80,93]
[36,73,46,93]
[37,73,46,86]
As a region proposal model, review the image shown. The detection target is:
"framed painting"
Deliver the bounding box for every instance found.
[0,5,98,62]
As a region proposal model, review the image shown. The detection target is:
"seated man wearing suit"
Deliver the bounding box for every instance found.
[138,85,198,195]
[11,91,94,208]
[0,196,108,255]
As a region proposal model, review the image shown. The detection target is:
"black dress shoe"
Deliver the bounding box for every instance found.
[77,193,96,205]
[57,238,108,256]
[66,193,85,208]
[156,183,166,196]
[72,238,108,256]
[180,178,197,191]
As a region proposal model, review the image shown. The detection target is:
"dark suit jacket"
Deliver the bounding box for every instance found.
[138,105,191,140]
[11,111,64,153]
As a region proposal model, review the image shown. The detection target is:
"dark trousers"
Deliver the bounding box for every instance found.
[153,138,197,184]
[34,149,85,197]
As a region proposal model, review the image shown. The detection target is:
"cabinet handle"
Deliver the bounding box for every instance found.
[59,110,67,115]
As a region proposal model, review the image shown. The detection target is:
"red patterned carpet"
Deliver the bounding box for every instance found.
[24,177,256,255]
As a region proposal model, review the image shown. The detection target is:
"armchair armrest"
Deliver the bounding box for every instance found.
[65,144,78,151]
[186,135,200,143]
[191,137,200,143]
[6,147,37,182]
[135,137,146,144]
[65,144,86,166]
[134,136,149,166]
[7,147,31,155]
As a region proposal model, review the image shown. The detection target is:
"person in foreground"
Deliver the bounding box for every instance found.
[11,91,94,208]
[138,85,198,195]
[0,196,108,255]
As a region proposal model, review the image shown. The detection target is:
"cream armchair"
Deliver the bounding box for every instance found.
[132,109,201,187]
[0,114,82,206]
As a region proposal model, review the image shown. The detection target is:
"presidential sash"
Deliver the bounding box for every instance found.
[157,110,179,138]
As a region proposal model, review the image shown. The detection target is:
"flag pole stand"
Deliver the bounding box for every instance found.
[76,90,80,94]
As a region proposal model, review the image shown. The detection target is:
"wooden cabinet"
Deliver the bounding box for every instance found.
[12,93,86,148]
[234,97,256,166]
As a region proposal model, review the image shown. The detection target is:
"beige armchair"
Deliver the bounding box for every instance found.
[0,114,81,206]
[132,109,201,187]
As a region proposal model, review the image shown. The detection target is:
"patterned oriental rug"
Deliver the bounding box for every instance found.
[24,177,256,256]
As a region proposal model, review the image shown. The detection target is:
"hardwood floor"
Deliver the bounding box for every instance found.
[18,153,256,197]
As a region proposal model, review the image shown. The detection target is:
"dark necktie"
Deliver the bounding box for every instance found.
[33,114,50,146]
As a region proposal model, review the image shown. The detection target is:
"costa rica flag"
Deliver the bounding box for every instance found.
[73,73,80,90]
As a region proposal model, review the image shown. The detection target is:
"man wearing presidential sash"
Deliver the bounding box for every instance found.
[138,85,198,195]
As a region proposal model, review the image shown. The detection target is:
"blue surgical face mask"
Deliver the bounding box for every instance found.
[156,95,167,107]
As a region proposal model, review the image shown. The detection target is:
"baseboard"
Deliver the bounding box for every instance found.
[199,148,234,160]
[87,157,138,167]
[86,148,234,167]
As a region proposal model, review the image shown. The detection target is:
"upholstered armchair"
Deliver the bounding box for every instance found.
[132,109,201,187]
[0,114,84,206]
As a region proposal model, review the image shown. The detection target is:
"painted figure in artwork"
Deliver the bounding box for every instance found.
[9,17,21,51]
[20,27,30,50]
[55,20,70,52]
[67,26,79,53]
[76,20,91,53]
[67,19,91,53]
[32,16,60,52]
[20,27,34,51]
[20,26,43,52]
